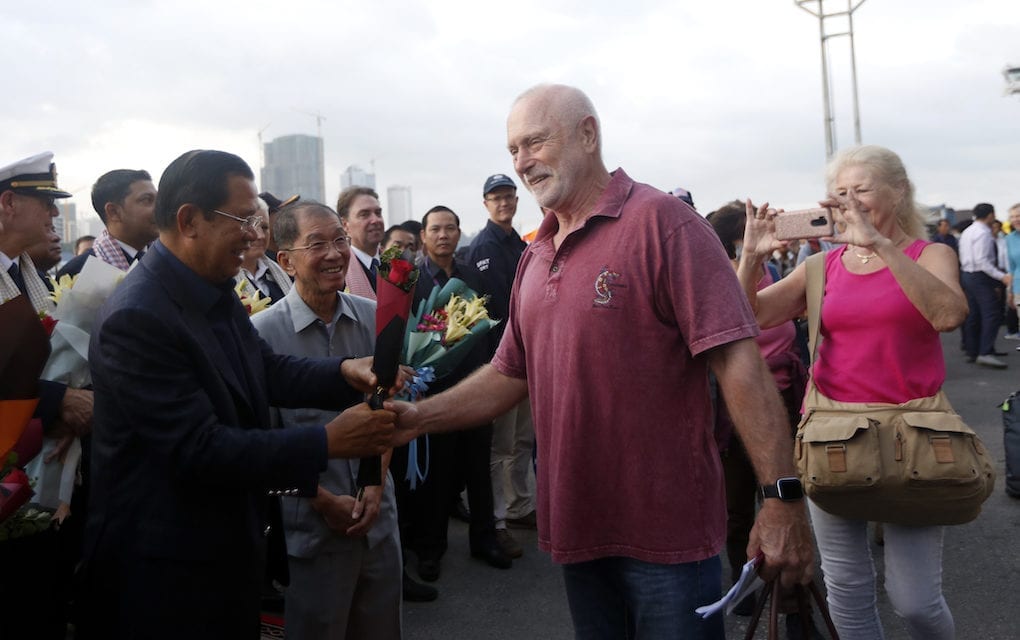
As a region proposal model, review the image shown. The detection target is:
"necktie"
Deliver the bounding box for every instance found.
[134,249,146,263]
[369,258,379,292]
[7,262,27,295]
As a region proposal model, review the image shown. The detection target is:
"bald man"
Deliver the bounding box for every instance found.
[391,84,814,638]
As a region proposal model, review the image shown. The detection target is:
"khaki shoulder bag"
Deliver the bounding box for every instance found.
[795,252,994,526]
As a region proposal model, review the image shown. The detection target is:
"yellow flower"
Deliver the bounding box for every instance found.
[234,280,271,315]
[48,274,77,304]
[443,294,492,345]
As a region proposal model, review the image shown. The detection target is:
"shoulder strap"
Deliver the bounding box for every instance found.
[804,251,826,364]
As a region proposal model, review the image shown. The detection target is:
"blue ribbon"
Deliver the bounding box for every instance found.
[398,366,435,490]
[404,435,430,490]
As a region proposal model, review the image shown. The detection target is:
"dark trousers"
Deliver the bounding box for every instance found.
[76,546,263,640]
[392,424,496,560]
[961,271,1003,357]
[0,529,71,640]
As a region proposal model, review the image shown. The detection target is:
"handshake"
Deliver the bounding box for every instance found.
[324,356,422,458]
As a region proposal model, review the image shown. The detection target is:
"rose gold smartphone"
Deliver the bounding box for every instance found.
[773,208,834,241]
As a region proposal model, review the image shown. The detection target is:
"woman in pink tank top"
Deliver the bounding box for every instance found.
[736,145,968,640]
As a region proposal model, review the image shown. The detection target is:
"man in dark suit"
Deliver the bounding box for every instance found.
[78,150,412,639]
[58,169,158,278]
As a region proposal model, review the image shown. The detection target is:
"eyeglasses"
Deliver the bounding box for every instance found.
[213,209,262,231]
[484,193,517,204]
[283,236,351,256]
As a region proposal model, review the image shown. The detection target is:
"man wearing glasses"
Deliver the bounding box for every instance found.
[79,150,413,639]
[466,174,534,561]
[253,201,403,638]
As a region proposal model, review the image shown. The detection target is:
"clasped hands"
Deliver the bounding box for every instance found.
[312,485,382,537]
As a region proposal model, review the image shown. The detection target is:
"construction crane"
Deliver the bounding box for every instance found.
[293,108,326,140]
[257,122,271,171]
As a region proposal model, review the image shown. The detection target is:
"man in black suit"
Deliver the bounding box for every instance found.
[78,150,412,639]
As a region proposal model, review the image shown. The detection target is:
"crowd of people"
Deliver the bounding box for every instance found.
[0,82,1011,640]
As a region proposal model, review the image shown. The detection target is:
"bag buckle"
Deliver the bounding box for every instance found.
[929,435,955,463]
[824,443,847,473]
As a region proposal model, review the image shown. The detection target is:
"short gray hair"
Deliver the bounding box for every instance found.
[273,200,340,250]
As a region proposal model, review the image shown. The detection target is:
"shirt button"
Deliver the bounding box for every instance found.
[551,265,560,273]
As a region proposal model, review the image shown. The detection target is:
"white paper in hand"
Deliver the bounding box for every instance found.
[694,554,764,619]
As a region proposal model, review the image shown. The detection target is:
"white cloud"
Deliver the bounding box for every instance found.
[1,0,1018,233]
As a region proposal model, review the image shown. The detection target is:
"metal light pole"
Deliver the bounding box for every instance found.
[795,0,869,159]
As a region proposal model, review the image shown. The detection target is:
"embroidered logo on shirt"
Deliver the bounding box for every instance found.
[475,257,491,272]
[593,267,622,306]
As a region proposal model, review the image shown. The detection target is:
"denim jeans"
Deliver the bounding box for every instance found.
[808,500,954,639]
[561,555,724,640]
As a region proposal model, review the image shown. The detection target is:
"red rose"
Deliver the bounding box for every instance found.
[0,467,34,522]
[39,313,58,337]
[386,259,413,286]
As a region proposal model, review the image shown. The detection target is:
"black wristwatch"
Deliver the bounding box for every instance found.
[759,477,804,502]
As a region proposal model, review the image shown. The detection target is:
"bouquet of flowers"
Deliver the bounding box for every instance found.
[403,278,500,379]
[19,257,127,528]
[42,257,128,388]
[234,279,271,315]
[357,246,420,490]
[0,295,52,539]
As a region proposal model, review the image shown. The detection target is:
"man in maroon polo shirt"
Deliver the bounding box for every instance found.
[390,84,814,638]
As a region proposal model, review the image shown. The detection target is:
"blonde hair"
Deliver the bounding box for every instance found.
[825,145,927,239]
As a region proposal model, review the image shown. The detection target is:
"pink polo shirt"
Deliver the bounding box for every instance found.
[492,169,760,565]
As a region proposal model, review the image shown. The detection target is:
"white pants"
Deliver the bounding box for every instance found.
[490,397,535,526]
[808,500,954,640]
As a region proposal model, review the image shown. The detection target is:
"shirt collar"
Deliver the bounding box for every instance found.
[531,167,632,247]
[0,251,14,273]
[115,238,139,259]
[284,286,360,334]
[484,219,521,242]
[243,257,271,282]
[420,255,459,281]
[152,240,232,314]
[350,244,379,271]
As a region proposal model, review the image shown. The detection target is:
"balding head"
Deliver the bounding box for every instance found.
[507,84,610,217]
[512,84,602,152]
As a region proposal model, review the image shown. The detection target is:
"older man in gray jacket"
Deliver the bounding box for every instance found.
[253,200,401,639]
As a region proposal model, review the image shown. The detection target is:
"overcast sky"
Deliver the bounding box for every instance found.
[2,0,1018,235]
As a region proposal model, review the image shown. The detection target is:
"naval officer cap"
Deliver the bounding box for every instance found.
[0,152,73,199]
